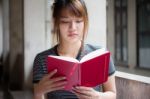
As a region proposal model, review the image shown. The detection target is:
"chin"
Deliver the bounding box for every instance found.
[68,38,81,43]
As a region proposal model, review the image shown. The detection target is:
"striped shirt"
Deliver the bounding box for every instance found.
[33,44,115,98]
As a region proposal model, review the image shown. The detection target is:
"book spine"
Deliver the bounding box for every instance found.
[78,63,81,86]
[104,53,110,81]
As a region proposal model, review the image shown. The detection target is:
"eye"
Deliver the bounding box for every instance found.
[76,20,83,23]
[60,20,70,23]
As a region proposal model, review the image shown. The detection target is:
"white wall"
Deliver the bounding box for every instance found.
[24,0,46,88]
[85,0,106,47]
[0,2,2,57]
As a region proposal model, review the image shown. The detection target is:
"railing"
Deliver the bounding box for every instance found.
[115,71,150,99]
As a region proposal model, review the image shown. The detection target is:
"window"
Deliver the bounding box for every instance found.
[137,0,150,68]
[114,0,128,66]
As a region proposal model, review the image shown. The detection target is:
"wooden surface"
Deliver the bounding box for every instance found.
[116,76,150,99]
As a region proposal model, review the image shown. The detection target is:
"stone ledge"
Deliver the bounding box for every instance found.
[115,71,150,84]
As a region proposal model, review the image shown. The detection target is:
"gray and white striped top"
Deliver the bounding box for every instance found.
[33,44,115,96]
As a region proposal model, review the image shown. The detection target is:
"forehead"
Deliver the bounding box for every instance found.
[60,8,82,18]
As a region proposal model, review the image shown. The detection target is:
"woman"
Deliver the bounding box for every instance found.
[33,0,116,99]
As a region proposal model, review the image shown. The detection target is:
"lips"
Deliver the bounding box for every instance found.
[68,33,78,37]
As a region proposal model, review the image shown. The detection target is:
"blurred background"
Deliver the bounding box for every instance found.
[0,0,150,99]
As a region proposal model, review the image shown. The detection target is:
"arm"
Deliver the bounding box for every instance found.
[100,74,116,99]
[72,74,116,99]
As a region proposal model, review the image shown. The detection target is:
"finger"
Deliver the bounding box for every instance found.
[75,86,93,91]
[39,76,66,88]
[40,69,57,83]
[43,81,65,91]
[73,88,89,96]
[72,88,82,95]
[43,81,67,92]
[39,76,66,89]
[48,86,65,92]
[73,87,93,97]
[45,69,58,79]
[50,76,66,83]
[50,81,67,88]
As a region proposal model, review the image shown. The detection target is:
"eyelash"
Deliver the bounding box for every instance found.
[60,20,83,24]
[76,20,83,23]
[61,21,69,23]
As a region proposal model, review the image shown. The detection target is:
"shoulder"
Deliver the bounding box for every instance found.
[34,45,57,60]
[84,44,104,52]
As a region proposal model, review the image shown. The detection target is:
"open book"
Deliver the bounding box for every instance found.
[47,48,110,91]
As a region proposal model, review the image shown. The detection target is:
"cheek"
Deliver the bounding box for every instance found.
[59,24,68,34]
[78,23,84,32]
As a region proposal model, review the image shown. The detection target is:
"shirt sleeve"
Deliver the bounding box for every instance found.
[33,54,45,83]
[108,57,116,76]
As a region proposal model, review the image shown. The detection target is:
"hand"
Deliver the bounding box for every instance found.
[34,69,67,97]
[72,86,101,99]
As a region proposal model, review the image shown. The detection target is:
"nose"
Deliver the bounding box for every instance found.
[69,21,76,30]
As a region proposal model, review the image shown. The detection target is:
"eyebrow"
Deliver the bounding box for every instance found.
[60,16,83,19]
[60,15,73,18]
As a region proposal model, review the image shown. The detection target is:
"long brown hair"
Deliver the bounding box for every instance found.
[52,0,89,44]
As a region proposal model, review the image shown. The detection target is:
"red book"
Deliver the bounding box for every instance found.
[47,48,110,91]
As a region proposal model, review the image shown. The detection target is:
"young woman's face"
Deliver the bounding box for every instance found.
[59,9,84,43]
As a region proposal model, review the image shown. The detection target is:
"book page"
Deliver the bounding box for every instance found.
[80,48,108,63]
[48,55,79,63]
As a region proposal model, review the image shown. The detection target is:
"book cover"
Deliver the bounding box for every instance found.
[46,48,110,91]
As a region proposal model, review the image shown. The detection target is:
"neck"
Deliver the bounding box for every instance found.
[57,41,82,58]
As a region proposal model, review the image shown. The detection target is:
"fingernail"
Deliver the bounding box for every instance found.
[54,69,57,72]
[64,81,67,84]
[62,77,66,79]
[72,87,76,90]
[75,86,79,89]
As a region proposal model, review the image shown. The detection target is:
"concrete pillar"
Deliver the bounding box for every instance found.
[106,0,115,59]
[24,0,46,89]
[128,0,137,68]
